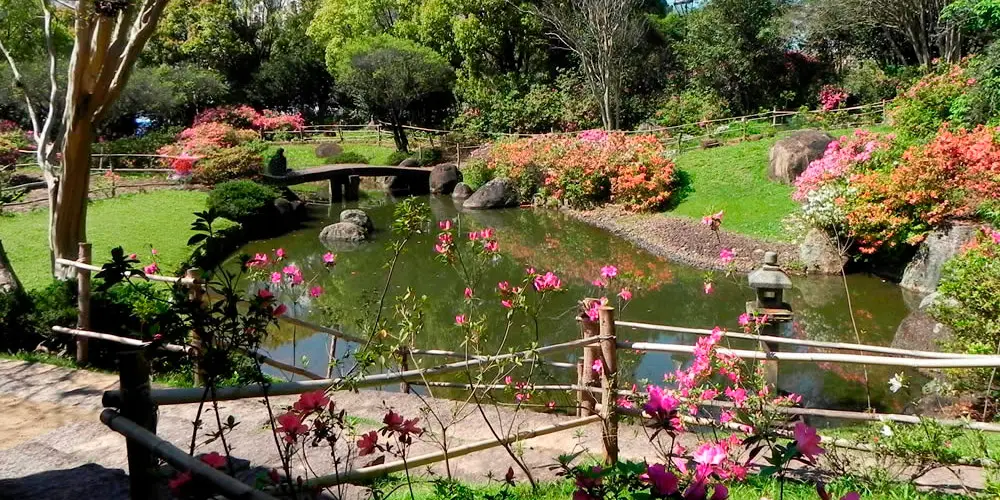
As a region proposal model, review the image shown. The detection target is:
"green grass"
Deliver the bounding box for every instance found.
[269,143,399,170]
[669,136,798,241]
[824,422,1000,462]
[0,189,209,290]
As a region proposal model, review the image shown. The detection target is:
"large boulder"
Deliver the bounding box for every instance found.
[462,178,519,210]
[315,142,343,159]
[319,222,368,244]
[452,182,474,199]
[768,130,834,184]
[798,228,846,274]
[429,163,461,195]
[398,158,420,169]
[900,223,978,293]
[340,209,373,233]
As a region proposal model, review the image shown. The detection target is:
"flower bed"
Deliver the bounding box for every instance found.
[485,130,676,211]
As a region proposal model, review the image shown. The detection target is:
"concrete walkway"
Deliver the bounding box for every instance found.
[0,359,985,499]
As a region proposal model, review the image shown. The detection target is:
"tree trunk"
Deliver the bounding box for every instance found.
[51,116,93,279]
[0,239,22,295]
[391,115,409,153]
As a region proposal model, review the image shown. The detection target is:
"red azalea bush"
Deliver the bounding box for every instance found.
[486,130,676,211]
[157,122,262,178]
[818,85,849,111]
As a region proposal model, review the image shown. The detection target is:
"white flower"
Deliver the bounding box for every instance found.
[888,373,906,393]
[881,424,893,437]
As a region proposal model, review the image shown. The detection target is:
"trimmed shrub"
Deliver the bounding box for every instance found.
[385,150,412,166]
[461,159,494,191]
[206,180,280,222]
[330,151,369,164]
[195,146,264,185]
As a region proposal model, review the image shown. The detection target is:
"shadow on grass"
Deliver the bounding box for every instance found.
[664,169,694,211]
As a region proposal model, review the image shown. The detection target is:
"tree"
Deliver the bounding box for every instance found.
[332,35,454,152]
[0,0,171,277]
[536,0,646,130]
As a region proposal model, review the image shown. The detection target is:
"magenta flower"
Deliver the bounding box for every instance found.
[703,282,714,294]
[150,247,158,255]
[464,287,473,299]
[168,471,192,494]
[438,220,452,230]
[710,484,729,500]
[309,286,323,298]
[484,240,499,252]
[990,230,1000,245]
[618,288,632,301]
[793,421,825,461]
[272,304,288,317]
[640,463,678,496]
[600,265,618,279]
[293,390,330,414]
[257,288,274,300]
[143,263,159,275]
[525,267,536,275]
[497,281,510,292]
[504,375,513,385]
[693,442,727,466]
[592,359,603,374]
[592,279,605,288]
[275,248,285,260]
[480,228,495,239]
[719,410,734,423]
[501,299,513,309]
[724,386,747,407]
[533,272,562,292]
[737,313,750,326]
[455,314,467,326]
[644,385,680,417]
[270,272,282,284]
[322,252,336,265]
[719,248,735,264]
[468,231,479,241]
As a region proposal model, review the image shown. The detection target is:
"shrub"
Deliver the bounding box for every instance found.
[414,147,443,166]
[193,106,305,132]
[842,60,907,104]
[932,228,1000,394]
[195,146,264,185]
[0,289,34,351]
[329,151,368,164]
[461,159,493,190]
[384,150,412,166]
[0,129,28,167]
[954,41,1000,128]
[486,131,676,211]
[889,63,972,138]
[207,180,279,222]
[818,84,849,111]
[651,89,730,132]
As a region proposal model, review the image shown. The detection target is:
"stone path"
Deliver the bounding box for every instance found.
[0,359,985,499]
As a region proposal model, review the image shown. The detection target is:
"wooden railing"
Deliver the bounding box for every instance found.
[49,241,1000,499]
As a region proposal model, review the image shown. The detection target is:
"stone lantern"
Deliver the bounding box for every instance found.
[746,251,793,386]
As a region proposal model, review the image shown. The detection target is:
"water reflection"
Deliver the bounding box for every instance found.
[236,195,926,412]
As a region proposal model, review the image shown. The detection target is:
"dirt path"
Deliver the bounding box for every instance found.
[565,206,799,273]
[0,359,984,499]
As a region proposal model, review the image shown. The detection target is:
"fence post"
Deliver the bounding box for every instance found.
[76,242,92,365]
[455,144,461,169]
[185,268,207,386]
[377,125,382,146]
[579,301,599,416]
[598,306,618,464]
[119,350,160,500]
[772,107,778,126]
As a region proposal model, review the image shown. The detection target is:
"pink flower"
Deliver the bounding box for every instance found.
[275,412,308,443]
[257,288,274,300]
[693,442,727,466]
[293,390,330,414]
[533,272,562,292]
[701,210,724,230]
[322,252,336,265]
[272,303,288,317]
[644,385,680,417]
[737,313,750,326]
[719,248,735,264]
[546,401,556,410]
[504,375,513,385]
[128,253,137,260]
[719,410,734,423]
[200,452,226,469]
[150,248,158,255]
[703,282,714,294]
[641,463,678,496]
[143,263,159,275]
[464,287,473,299]
[990,230,1000,245]
[484,240,499,252]
[585,301,600,321]
[357,430,378,456]
[600,265,618,279]
[438,220,452,230]
[501,299,513,309]
[270,272,282,284]
[275,248,285,259]
[309,286,323,298]
[249,253,269,268]
[794,421,825,461]
[616,397,634,409]
[525,267,536,275]
[617,288,632,301]
[480,228,495,239]
[497,281,510,292]
[592,359,603,374]
[591,279,605,288]
[455,314,467,326]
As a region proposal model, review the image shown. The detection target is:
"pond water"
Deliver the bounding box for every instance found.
[234,195,928,413]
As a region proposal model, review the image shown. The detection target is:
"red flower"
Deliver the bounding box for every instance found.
[357,430,378,456]
[293,390,330,414]
[168,471,192,494]
[200,452,226,469]
[794,421,825,462]
[275,412,308,443]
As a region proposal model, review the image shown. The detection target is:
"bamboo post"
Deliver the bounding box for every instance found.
[576,359,585,417]
[399,348,411,394]
[579,303,599,417]
[772,107,778,126]
[455,144,461,169]
[377,125,382,146]
[76,242,92,365]
[185,268,207,386]
[598,306,618,464]
[326,336,337,379]
[675,133,682,154]
[119,350,160,500]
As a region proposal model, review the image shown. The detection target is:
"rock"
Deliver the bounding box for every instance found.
[273,197,293,216]
[700,138,721,149]
[319,222,368,243]
[0,239,22,294]
[900,223,978,293]
[892,309,952,353]
[798,228,846,274]
[462,178,519,210]
[452,182,474,199]
[768,130,834,184]
[429,163,461,195]
[315,142,342,159]
[265,148,288,176]
[919,291,961,313]
[398,158,419,169]
[340,209,373,233]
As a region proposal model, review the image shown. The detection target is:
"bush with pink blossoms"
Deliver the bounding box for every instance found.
[818,85,849,111]
[193,105,305,132]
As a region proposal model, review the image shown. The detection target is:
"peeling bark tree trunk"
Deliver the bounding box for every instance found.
[0,239,23,295]
[51,117,94,277]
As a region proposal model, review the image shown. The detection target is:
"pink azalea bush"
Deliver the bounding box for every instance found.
[194,105,305,132]
[818,85,849,111]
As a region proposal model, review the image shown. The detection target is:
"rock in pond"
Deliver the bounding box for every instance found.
[768,130,833,184]
[319,222,368,243]
[452,182,474,199]
[462,178,519,210]
[798,227,846,274]
[340,209,373,233]
[429,163,461,195]
[900,223,978,293]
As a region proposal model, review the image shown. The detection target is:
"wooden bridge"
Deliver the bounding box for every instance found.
[262,164,432,201]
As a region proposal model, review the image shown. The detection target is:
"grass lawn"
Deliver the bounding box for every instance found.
[269,143,399,170]
[0,189,208,290]
[668,136,798,242]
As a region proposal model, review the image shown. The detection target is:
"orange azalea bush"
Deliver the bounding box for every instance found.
[486,130,676,211]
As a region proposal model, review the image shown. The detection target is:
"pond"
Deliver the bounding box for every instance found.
[234,195,928,413]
